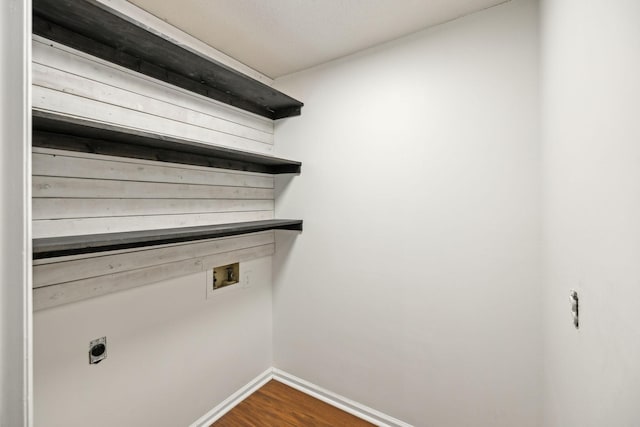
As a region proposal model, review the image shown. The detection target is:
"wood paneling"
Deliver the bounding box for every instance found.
[33,220,302,260]
[33,232,274,288]
[32,37,273,133]
[34,240,275,310]
[32,64,273,144]
[33,211,275,238]
[33,176,274,199]
[32,114,301,174]
[32,37,275,155]
[33,150,275,188]
[30,34,285,309]
[213,380,374,427]
[33,198,274,220]
[33,149,275,238]
[34,85,273,154]
[31,0,303,119]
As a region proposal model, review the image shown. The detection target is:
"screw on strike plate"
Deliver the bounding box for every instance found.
[569,290,579,329]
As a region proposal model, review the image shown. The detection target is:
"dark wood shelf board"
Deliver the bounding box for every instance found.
[33,111,301,174]
[33,219,303,259]
[33,0,303,120]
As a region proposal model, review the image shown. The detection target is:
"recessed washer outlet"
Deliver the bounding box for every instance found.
[206,262,240,299]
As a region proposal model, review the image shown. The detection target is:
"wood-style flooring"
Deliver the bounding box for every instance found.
[212,380,375,427]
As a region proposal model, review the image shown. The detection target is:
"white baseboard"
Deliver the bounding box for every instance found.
[272,369,413,427]
[191,367,412,427]
[190,367,273,427]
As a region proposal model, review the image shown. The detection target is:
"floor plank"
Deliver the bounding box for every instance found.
[212,380,375,427]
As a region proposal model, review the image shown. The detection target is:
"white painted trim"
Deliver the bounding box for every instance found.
[190,368,274,427]
[93,0,274,86]
[191,368,412,427]
[0,0,32,425]
[25,12,34,423]
[272,369,414,427]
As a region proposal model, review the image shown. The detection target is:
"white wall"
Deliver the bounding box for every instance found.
[34,256,272,427]
[540,0,640,425]
[0,0,32,426]
[272,0,541,425]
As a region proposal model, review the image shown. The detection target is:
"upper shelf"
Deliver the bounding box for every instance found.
[33,219,303,259]
[33,111,301,174]
[32,0,303,120]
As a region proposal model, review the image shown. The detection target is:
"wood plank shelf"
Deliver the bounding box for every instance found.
[33,219,303,260]
[33,111,302,174]
[33,0,303,120]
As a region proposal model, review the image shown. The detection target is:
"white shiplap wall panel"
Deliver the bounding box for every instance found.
[33,86,273,154]
[33,211,274,238]
[32,36,282,308]
[33,198,274,220]
[34,241,275,310]
[33,148,274,188]
[33,176,273,200]
[32,36,274,155]
[32,36,273,134]
[33,232,274,288]
[32,64,273,144]
[33,150,275,238]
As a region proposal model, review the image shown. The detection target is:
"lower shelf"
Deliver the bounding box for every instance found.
[33,230,281,310]
[33,219,303,260]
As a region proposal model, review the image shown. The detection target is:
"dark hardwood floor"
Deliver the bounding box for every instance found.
[212,380,375,427]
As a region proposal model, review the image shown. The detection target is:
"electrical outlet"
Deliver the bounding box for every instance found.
[243,269,252,289]
[89,337,107,364]
[570,290,579,329]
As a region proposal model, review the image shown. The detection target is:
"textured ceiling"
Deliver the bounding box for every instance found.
[128,0,507,78]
